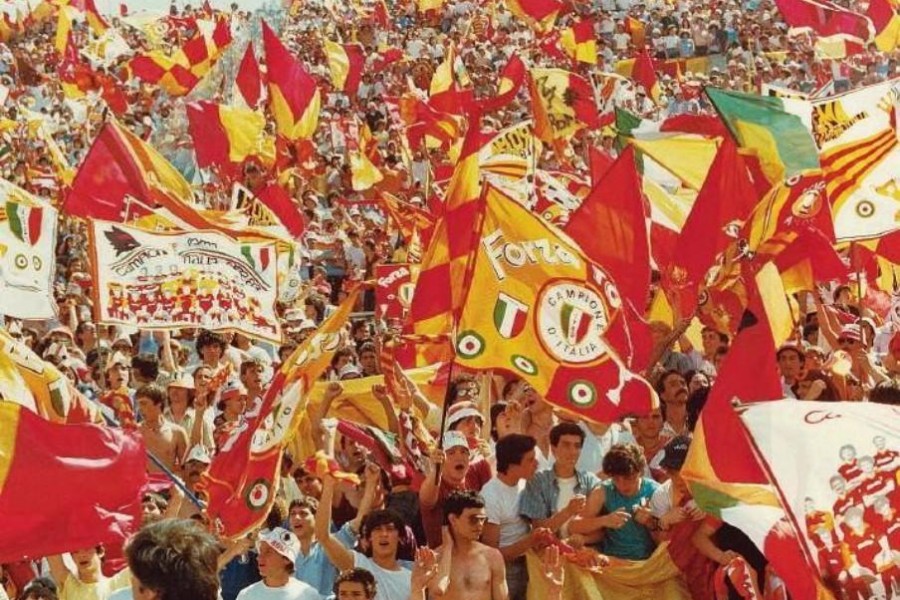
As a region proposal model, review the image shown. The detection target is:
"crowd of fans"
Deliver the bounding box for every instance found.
[1,0,899,598]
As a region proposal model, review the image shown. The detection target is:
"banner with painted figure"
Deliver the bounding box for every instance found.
[0,180,58,319]
[738,401,900,598]
[89,221,282,342]
[375,263,415,320]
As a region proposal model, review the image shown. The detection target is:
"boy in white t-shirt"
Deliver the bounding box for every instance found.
[236,528,322,600]
[481,434,545,600]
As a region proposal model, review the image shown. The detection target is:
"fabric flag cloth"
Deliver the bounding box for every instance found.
[407,110,484,351]
[129,17,231,96]
[681,281,835,600]
[668,138,759,288]
[252,183,306,239]
[707,87,820,184]
[379,192,436,245]
[0,180,58,320]
[477,53,526,113]
[324,40,366,97]
[186,101,271,174]
[866,0,900,51]
[376,264,414,319]
[234,42,263,108]
[632,47,661,103]
[63,119,194,222]
[814,80,900,242]
[0,329,103,424]
[564,146,650,313]
[0,401,146,563]
[201,289,360,538]
[774,0,873,41]
[262,20,321,140]
[429,44,474,115]
[737,401,898,599]
[88,220,282,342]
[529,68,600,144]
[454,184,656,423]
[560,19,597,64]
[505,0,562,33]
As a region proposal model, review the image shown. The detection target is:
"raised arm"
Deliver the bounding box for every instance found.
[311,383,343,452]
[314,474,356,572]
[46,554,71,589]
[372,384,401,435]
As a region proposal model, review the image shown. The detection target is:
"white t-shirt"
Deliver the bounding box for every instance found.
[481,477,530,548]
[352,553,412,600]
[555,476,578,537]
[235,578,322,600]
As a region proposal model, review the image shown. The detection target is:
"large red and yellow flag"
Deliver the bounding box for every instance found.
[429,44,474,115]
[0,402,146,562]
[186,100,273,175]
[505,0,562,33]
[454,184,657,423]
[201,289,360,537]
[477,53,526,113]
[64,119,194,222]
[49,0,108,35]
[529,68,600,144]
[129,17,231,96]
[235,42,263,109]
[407,111,483,343]
[262,20,321,140]
[323,40,366,97]
[560,19,597,64]
[632,47,661,103]
[564,145,649,313]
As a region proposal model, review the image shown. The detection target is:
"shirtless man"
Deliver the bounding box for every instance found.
[136,384,188,475]
[430,491,508,600]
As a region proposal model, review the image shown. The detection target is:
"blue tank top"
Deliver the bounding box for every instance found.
[599,478,659,561]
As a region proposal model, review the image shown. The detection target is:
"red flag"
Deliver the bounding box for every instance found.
[632,47,660,102]
[119,3,128,17]
[774,0,873,40]
[261,20,321,140]
[564,145,650,311]
[253,183,306,238]
[0,402,146,562]
[588,146,615,185]
[478,53,526,113]
[373,0,391,27]
[669,139,759,287]
[235,42,263,108]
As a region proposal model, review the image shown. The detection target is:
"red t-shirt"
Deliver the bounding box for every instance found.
[420,458,492,548]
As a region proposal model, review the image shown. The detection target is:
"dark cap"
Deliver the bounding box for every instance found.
[660,435,691,471]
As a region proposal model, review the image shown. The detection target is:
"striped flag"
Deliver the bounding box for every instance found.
[262,20,321,140]
[493,292,528,339]
[5,202,43,246]
[323,40,366,97]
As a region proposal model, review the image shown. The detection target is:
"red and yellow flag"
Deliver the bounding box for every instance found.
[262,20,321,140]
[632,47,661,103]
[235,42,263,109]
[201,289,360,537]
[0,402,146,563]
[505,0,562,33]
[324,40,366,97]
[455,184,657,423]
[560,19,597,64]
[186,100,273,175]
[529,68,600,144]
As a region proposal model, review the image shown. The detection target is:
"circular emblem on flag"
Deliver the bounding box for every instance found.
[457,331,485,359]
[567,380,597,408]
[14,254,27,269]
[855,200,875,219]
[244,479,271,510]
[245,479,271,510]
[535,280,610,365]
[511,354,538,376]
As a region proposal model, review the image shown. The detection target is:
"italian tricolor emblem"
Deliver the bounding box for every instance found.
[5,202,43,246]
[493,292,528,339]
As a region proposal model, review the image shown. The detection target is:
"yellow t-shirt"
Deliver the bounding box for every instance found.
[59,569,131,600]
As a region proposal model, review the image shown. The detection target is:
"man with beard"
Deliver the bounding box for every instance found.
[655,371,690,438]
[428,492,507,600]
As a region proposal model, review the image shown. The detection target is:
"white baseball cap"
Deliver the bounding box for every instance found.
[257,527,300,565]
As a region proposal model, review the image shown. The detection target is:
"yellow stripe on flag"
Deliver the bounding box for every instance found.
[0,402,21,494]
[324,39,350,91]
[755,262,793,346]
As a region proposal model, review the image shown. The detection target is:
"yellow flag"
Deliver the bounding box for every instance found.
[455,185,656,423]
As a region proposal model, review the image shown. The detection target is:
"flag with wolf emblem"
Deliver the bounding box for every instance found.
[454,184,656,423]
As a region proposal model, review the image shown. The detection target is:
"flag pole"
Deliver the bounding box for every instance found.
[146,451,206,510]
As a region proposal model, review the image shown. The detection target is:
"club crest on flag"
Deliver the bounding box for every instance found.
[537,280,610,364]
[244,478,271,510]
[493,292,529,338]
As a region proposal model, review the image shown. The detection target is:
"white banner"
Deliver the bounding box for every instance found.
[0,181,58,320]
[739,401,900,596]
[89,221,282,342]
